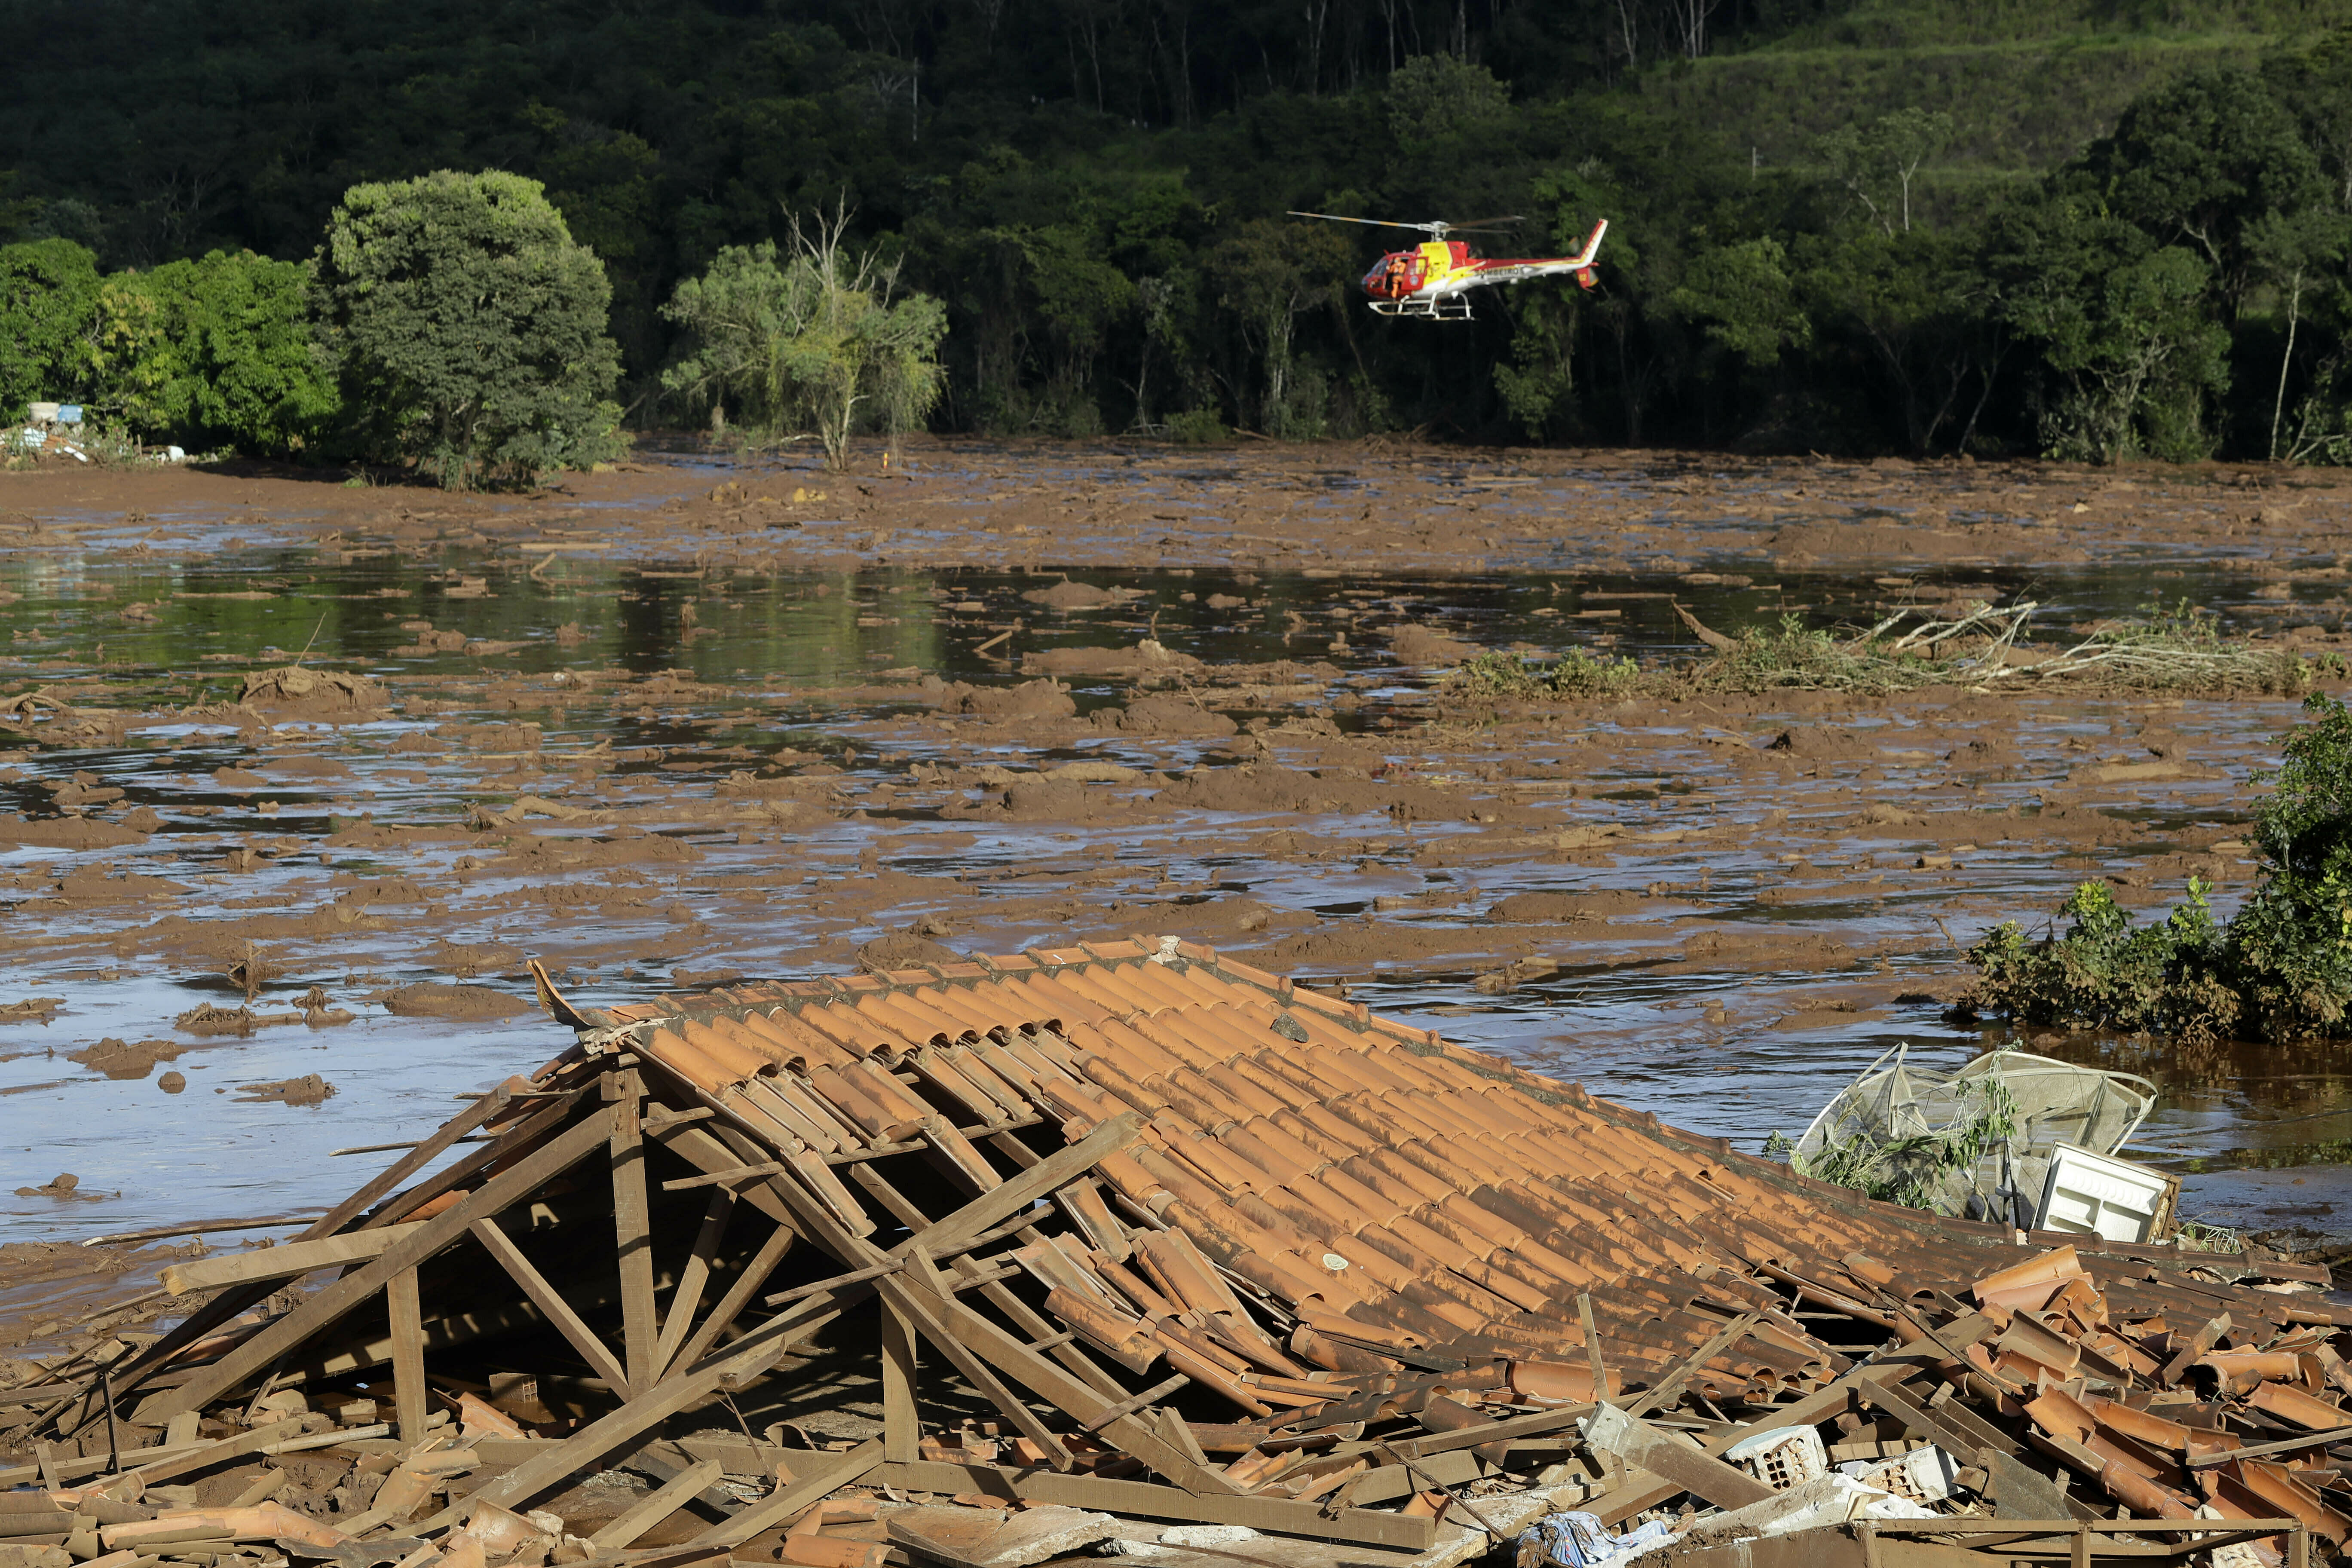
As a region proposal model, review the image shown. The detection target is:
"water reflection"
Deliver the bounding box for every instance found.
[0,528,2338,1250]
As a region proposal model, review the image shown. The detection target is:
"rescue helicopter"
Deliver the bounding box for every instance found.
[1288,211,1609,321]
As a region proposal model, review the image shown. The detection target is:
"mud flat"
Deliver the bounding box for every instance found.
[2,438,2350,1357]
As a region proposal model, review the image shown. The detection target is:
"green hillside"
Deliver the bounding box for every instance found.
[1670,37,2273,170]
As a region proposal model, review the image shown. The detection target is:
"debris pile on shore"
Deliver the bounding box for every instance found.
[4,939,2343,1568]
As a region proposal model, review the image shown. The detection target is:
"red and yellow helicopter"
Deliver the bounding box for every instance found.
[1289,211,1609,321]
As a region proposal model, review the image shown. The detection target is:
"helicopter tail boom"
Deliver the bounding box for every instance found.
[1568,218,1607,267]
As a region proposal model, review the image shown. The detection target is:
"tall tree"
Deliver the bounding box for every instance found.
[311,170,625,487]
[663,205,948,468]
[2077,68,2324,321]
[1993,193,2230,463]
[0,238,100,417]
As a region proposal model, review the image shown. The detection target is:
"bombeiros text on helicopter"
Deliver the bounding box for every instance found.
[1288,209,1609,321]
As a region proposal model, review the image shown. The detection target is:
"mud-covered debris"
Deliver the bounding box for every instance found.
[47,770,123,806]
[380,982,531,1019]
[1091,695,1237,737]
[857,932,962,972]
[921,674,1076,719]
[0,996,64,1024]
[431,941,523,979]
[296,985,358,1026]
[225,944,279,998]
[69,1036,186,1079]
[0,814,145,848]
[1672,600,1740,652]
[1386,622,1479,665]
[176,1003,257,1037]
[392,625,470,654]
[1472,955,1561,993]
[1024,639,1204,678]
[11,1173,83,1198]
[235,1072,337,1106]
[1019,579,1143,610]
[1043,760,1145,784]
[0,689,70,725]
[238,664,386,713]
[471,793,595,828]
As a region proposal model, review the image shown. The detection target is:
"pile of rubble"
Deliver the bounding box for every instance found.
[1,939,2342,1568]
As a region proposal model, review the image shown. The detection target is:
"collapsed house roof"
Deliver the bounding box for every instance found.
[4,937,2347,1568]
[594,939,2340,1385]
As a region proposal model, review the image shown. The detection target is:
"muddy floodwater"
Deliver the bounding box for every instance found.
[6,438,2352,1354]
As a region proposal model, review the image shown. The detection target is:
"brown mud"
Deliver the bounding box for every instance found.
[8,436,2349,576]
[5,437,2352,1359]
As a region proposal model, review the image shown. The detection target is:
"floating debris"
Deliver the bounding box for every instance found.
[1788,1046,2156,1225]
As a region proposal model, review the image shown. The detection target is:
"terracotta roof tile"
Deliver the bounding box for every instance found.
[601,940,2109,1387]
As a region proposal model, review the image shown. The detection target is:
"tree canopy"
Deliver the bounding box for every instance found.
[9,2,2352,461]
[662,208,949,466]
[311,170,624,486]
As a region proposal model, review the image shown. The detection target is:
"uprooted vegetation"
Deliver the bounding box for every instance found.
[1450,644,1644,700]
[1766,1070,2022,1211]
[1445,600,2336,704]
[1954,692,2352,1044]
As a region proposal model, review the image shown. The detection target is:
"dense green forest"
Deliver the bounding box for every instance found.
[6,0,2352,462]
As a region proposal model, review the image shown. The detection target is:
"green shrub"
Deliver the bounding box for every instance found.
[2223,692,2352,1038]
[1957,694,2352,1044]
[1164,408,1227,444]
[0,238,101,419]
[662,209,948,469]
[1696,614,1885,691]
[1450,651,1548,697]
[1962,880,2239,1041]
[91,251,337,454]
[1449,647,1641,700]
[1549,646,1643,696]
[312,170,624,488]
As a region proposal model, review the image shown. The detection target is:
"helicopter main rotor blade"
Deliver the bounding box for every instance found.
[1287,209,1446,233]
[1445,215,1528,229]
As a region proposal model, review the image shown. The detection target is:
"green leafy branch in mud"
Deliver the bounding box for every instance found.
[1450,648,1641,700]
[1683,608,1997,695]
[1765,1072,2021,1209]
[1443,598,2333,706]
[1955,693,2352,1044]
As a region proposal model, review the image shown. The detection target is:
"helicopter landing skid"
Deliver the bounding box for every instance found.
[1371,297,1473,321]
